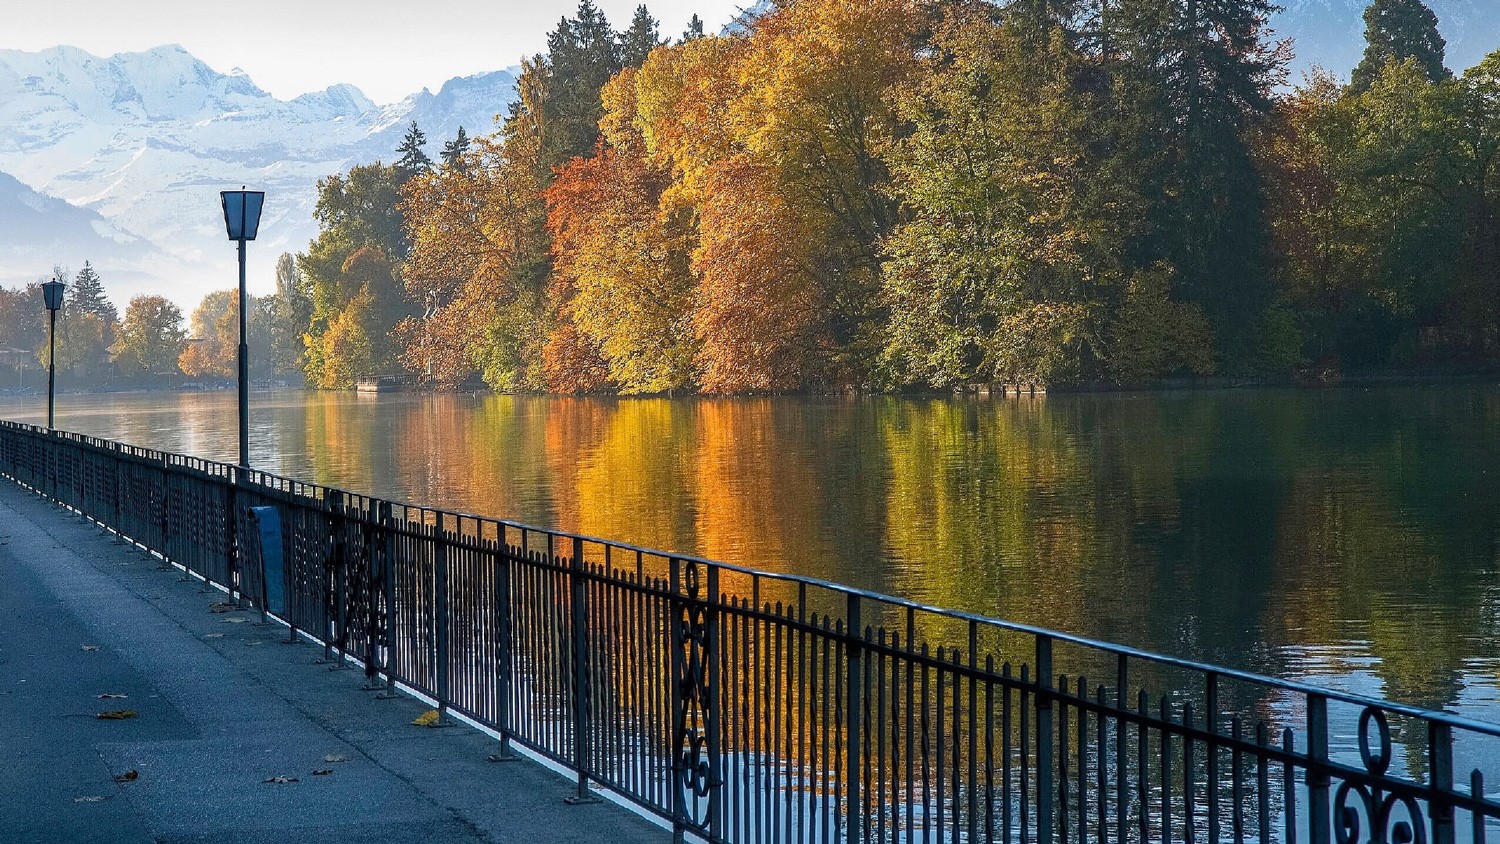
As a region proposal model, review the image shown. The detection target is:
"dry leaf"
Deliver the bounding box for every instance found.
[411,709,441,727]
[96,710,138,720]
[203,633,225,639]
[208,602,235,613]
[262,775,299,784]
[112,770,138,783]
[223,617,247,624]
[80,645,100,651]
[311,769,333,776]
[322,754,346,763]
[96,693,128,700]
[73,796,107,803]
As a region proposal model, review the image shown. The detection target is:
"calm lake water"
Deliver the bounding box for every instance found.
[3,386,1498,720]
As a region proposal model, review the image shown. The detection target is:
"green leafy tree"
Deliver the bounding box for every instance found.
[1351,0,1450,92]
[264,253,313,379]
[114,295,185,379]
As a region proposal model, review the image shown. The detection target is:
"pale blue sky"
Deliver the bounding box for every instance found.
[7,0,750,103]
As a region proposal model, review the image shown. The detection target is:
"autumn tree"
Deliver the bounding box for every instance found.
[546,69,696,393]
[114,295,185,379]
[1351,0,1450,92]
[178,290,238,379]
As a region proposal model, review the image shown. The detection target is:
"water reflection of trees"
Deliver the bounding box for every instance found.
[281,386,1500,721]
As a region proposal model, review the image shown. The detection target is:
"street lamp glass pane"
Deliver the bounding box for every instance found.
[41,280,65,311]
[220,190,266,241]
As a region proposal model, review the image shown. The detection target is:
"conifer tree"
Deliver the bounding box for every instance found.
[1351,0,1450,92]
[441,126,471,168]
[681,14,704,42]
[620,5,663,68]
[542,0,621,170]
[396,120,433,181]
[68,261,117,323]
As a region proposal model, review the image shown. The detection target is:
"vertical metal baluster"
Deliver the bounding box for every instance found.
[1231,716,1244,844]
[952,648,963,844]
[937,648,947,844]
[1035,637,1054,844]
[847,595,864,844]
[986,657,997,844]
[893,630,905,844]
[1003,662,1014,844]
[1472,771,1486,844]
[1305,695,1328,844]
[1138,691,1149,844]
[1095,685,1107,844]
[706,565,721,837]
[435,515,450,721]
[907,632,917,843]
[495,531,515,755]
[1059,674,1069,844]
[1431,722,1455,844]
[922,643,933,844]
[1206,675,1218,844]
[877,629,889,844]
[1161,698,1173,844]
[968,624,979,844]
[1256,723,1270,844]
[1077,678,1087,844]
[1021,664,1030,844]
[1282,728,1297,844]
[1184,704,1196,844]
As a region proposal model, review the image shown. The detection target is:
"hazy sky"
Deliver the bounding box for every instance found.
[7,0,750,103]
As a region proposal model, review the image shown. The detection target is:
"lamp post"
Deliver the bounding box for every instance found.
[220,188,264,470]
[41,277,65,430]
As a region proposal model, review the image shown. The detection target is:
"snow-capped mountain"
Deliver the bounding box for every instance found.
[0,44,516,308]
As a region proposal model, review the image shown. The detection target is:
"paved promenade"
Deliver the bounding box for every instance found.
[0,479,668,843]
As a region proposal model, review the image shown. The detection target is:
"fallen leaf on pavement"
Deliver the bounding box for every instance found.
[73,796,107,803]
[223,617,247,624]
[311,769,333,776]
[263,775,299,784]
[96,710,138,720]
[112,770,138,783]
[96,693,127,700]
[208,602,235,613]
[322,754,346,763]
[80,645,100,651]
[203,633,225,639]
[411,709,441,727]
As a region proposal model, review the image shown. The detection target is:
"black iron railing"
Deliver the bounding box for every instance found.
[2,418,1498,844]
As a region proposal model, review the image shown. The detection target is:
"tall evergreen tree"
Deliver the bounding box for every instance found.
[68,261,117,323]
[396,120,433,181]
[542,1,621,170]
[681,13,704,42]
[440,126,471,168]
[620,5,663,68]
[1106,0,1285,367]
[1351,0,1450,92]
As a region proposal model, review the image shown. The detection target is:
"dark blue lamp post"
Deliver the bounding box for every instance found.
[221,188,264,470]
[41,277,65,430]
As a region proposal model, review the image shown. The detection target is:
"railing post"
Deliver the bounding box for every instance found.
[1306,693,1331,844]
[566,535,596,803]
[494,526,516,757]
[846,593,863,844]
[1036,634,1055,844]
[323,488,342,665]
[378,501,397,696]
[434,513,450,721]
[1431,722,1456,844]
[226,466,240,603]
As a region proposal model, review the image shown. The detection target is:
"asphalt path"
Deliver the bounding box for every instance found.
[0,478,669,844]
